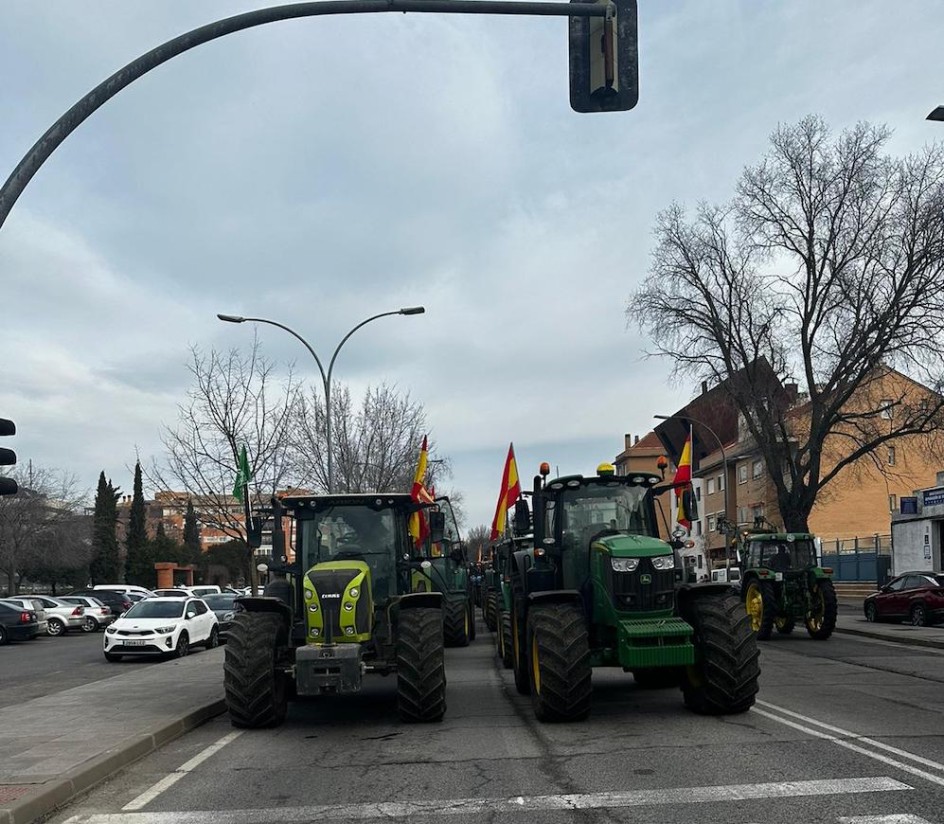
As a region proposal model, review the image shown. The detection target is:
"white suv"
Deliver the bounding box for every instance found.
[103,596,219,661]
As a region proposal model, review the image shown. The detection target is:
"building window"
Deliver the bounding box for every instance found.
[887,447,896,466]
[695,521,702,536]
[879,399,893,419]
[738,465,748,484]
[752,460,764,479]
[888,494,897,511]
[717,474,725,492]
[707,515,717,533]
[707,478,716,495]
[738,507,749,524]
[752,505,765,522]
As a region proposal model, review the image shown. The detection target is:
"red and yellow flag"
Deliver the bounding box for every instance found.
[408,436,434,546]
[490,443,522,541]
[673,428,693,530]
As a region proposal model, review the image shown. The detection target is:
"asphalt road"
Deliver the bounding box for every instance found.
[43,621,944,824]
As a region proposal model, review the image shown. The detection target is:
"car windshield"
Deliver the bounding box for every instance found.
[123,601,185,619]
[203,594,237,609]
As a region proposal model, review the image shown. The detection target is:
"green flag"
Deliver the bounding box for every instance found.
[233,445,252,502]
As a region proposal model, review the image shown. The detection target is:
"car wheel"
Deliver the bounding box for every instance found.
[104,652,122,662]
[910,604,927,627]
[174,632,190,658]
[47,618,65,637]
[205,626,219,649]
[865,602,878,623]
[82,617,99,633]
[0,626,7,646]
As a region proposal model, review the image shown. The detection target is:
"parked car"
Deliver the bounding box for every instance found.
[185,585,222,598]
[27,595,86,635]
[103,596,219,661]
[57,595,115,632]
[93,584,156,599]
[863,571,944,626]
[152,588,191,598]
[69,589,133,616]
[0,599,40,644]
[2,597,48,634]
[201,592,239,641]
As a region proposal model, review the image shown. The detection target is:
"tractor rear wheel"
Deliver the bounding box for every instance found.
[683,593,760,715]
[396,607,446,722]
[224,612,288,729]
[805,579,838,639]
[443,597,471,647]
[511,609,530,694]
[775,617,795,635]
[499,611,514,669]
[468,598,476,642]
[527,603,592,722]
[744,580,776,640]
[484,591,499,632]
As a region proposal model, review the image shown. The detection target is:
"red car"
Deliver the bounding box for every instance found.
[863,571,944,626]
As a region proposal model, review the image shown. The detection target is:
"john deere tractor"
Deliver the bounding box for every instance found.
[224,493,448,727]
[490,532,533,669]
[507,463,760,722]
[410,497,476,647]
[740,530,837,640]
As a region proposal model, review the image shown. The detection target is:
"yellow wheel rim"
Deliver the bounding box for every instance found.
[745,582,764,631]
[464,609,470,638]
[531,636,541,695]
[807,587,824,631]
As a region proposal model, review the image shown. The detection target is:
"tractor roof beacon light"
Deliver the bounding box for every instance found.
[597,463,616,476]
[539,462,551,477]
[569,0,638,114]
[0,418,17,497]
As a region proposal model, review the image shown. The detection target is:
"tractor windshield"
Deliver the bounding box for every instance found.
[751,539,817,571]
[301,505,399,601]
[558,483,653,550]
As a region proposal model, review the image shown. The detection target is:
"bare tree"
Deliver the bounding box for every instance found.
[633,116,944,531]
[152,337,299,542]
[466,524,491,562]
[0,463,88,595]
[290,382,448,494]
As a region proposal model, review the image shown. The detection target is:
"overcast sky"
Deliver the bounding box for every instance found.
[1,1,942,530]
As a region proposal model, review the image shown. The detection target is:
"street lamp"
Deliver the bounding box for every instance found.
[218,306,425,492]
[654,413,732,566]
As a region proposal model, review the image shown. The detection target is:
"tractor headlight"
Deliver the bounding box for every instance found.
[611,558,640,573]
[349,587,359,598]
[344,602,354,611]
[651,556,676,571]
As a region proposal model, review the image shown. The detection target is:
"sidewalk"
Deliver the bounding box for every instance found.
[834,610,944,649]
[0,648,226,824]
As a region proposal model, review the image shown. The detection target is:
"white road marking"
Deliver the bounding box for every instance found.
[758,699,944,774]
[62,776,909,823]
[839,817,934,824]
[122,730,243,812]
[753,707,944,789]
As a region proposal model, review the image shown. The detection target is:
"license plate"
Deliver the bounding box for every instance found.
[124,639,147,646]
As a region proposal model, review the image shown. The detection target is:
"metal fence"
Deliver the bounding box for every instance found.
[821,534,892,582]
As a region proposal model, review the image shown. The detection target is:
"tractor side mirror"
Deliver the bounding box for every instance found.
[428,510,445,544]
[513,499,531,535]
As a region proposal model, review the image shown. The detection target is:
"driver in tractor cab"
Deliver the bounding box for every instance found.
[769,544,791,572]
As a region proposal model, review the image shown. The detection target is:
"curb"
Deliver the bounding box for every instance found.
[0,699,226,824]
[834,625,944,651]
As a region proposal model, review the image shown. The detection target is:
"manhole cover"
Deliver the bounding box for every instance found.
[0,786,33,803]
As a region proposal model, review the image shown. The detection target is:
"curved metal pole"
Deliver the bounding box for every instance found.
[0,0,607,232]
[240,316,328,387]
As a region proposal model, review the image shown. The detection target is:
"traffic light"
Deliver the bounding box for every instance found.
[568,0,638,113]
[0,418,16,496]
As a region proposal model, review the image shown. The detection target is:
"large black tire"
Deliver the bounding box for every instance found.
[484,591,499,632]
[224,612,288,729]
[499,611,514,669]
[397,607,446,722]
[512,608,530,695]
[743,579,776,641]
[805,579,838,640]
[443,597,471,647]
[683,593,760,715]
[775,617,795,635]
[527,603,592,722]
[468,598,476,642]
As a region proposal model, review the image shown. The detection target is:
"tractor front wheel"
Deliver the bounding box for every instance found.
[224,612,288,729]
[396,607,446,722]
[443,598,471,647]
[498,611,514,669]
[805,579,838,640]
[484,591,499,632]
[744,579,776,640]
[683,593,760,715]
[512,609,530,695]
[775,617,795,635]
[527,603,592,722]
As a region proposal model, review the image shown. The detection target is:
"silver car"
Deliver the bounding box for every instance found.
[57,596,116,632]
[2,597,48,635]
[28,595,86,635]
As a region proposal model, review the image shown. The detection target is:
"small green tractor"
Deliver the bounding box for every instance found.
[507,463,760,721]
[410,497,476,647]
[739,530,837,640]
[484,532,534,669]
[224,493,448,727]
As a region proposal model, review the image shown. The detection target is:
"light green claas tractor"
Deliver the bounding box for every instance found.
[224,493,448,727]
[740,530,837,640]
[507,463,760,721]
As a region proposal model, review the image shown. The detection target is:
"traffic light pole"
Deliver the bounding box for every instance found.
[0,0,623,232]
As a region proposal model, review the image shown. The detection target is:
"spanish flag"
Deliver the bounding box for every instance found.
[408,436,434,546]
[673,428,693,530]
[490,443,522,541]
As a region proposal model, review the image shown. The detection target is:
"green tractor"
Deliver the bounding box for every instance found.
[507,463,760,722]
[492,533,533,670]
[224,493,448,727]
[409,497,476,647]
[740,530,837,640]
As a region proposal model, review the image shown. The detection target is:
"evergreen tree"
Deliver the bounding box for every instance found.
[183,499,203,567]
[124,461,154,586]
[89,472,122,583]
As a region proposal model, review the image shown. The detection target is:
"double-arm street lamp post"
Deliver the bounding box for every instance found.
[218,306,425,493]
[654,413,733,567]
